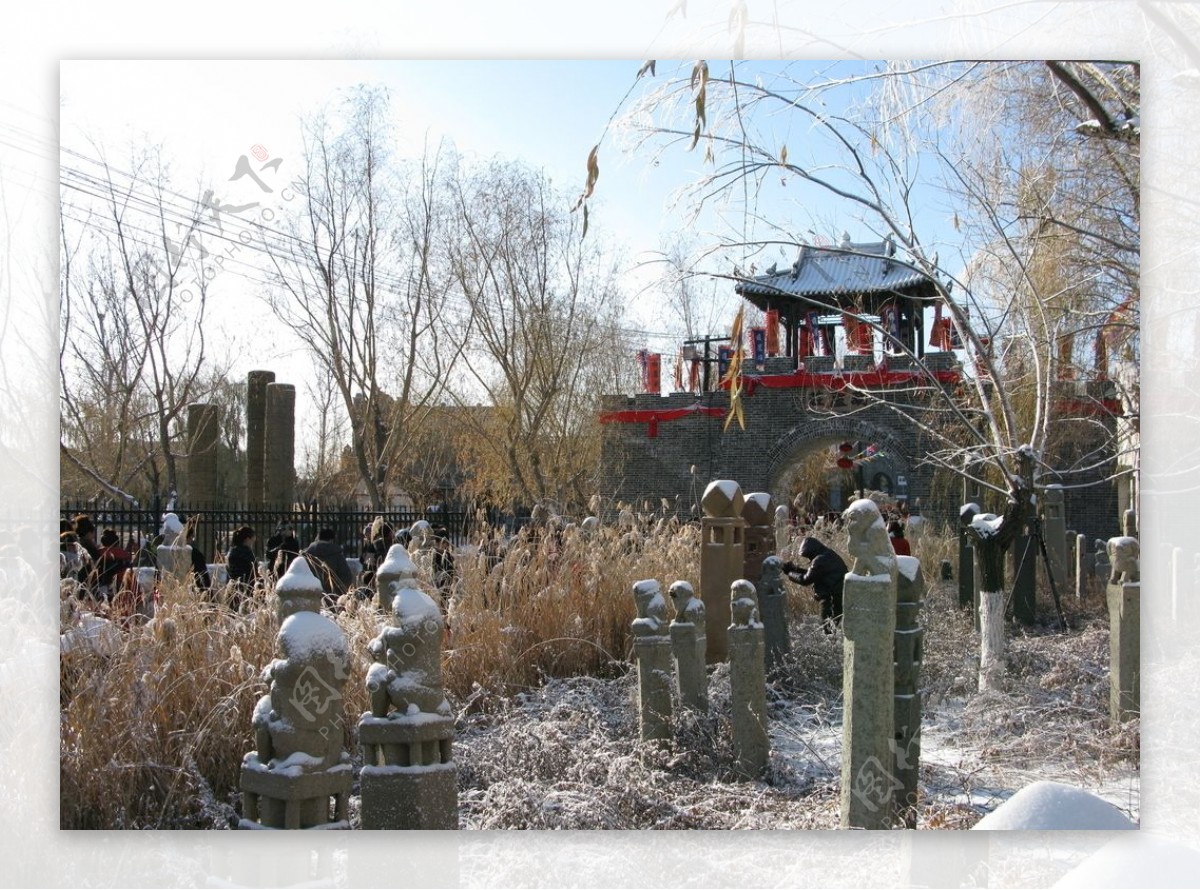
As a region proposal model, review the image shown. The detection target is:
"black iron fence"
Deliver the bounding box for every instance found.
[59,500,477,565]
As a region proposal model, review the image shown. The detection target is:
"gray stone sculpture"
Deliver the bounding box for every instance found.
[1106,536,1140,726]
[757,555,790,670]
[700,480,746,662]
[728,579,768,778]
[668,581,707,711]
[358,579,457,829]
[893,555,926,829]
[1107,536,1140,584]
[843,498,897,580]
[275,556,324,622]
[374,543,419,613]
[631,579,673,741]
[240,611,352,829]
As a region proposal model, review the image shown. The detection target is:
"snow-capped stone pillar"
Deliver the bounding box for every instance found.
[240,611,352,829]
[741,492,774,587]
[374,543,419,613]
[893,555,925,829]
[275,556,324,622]
[667,581,707,711]
[757,556,790,671]
[359,581,457,829]
[155,511,191,588]
[1106,536,1140,726]
[700,480,745,663]
[728,580,768,778]
[840,498,898,830]
[631,579,673,742]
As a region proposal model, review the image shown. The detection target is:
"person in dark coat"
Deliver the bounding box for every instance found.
[265,521,302,579]
[225,525,258,610]
[304,527,354,608]
[783,536,849,634]
[359,517,394,588]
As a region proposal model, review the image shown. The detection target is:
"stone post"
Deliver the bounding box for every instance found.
[700,480,745,663]
[1093,538,1111,588]
[245,370,275,507]
[359,582,457,829]
[263,382,296,508]
[240,611,352,829]
[375,543,419,613]
[741,492,775,587]
[893,555,926,829]
[667,581,707,711]
[840,498,898,829]
[1122,508,1137,539]
[275,556,324,622]
[186,402,220,507]
[1106,537,1140,726]
[1041,485,1068,595]
[774,504,790,555]
[155,512,191,588]
[631,580,673,742]
[1076,534,1093,601]
[728,580,768,778]
[757,556,790,671]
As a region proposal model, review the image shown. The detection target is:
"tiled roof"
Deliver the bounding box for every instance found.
[736,240,933,299]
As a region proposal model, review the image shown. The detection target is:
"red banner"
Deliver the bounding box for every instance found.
[599,402,728,437]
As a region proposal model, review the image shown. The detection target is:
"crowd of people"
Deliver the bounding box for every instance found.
[60,511,459,619]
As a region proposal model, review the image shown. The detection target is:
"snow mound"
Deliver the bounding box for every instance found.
[278,610,347,661]
[380,544,418,577]
[394,585,441,623]
[971,780,1136,830]
[1054,835,1198,888]
[896,554,920,581]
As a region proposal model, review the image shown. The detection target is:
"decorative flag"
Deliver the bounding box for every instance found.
[674,351,684,392]
[751,327,767,367]
[717,344,732,380]
[646,353,661,394]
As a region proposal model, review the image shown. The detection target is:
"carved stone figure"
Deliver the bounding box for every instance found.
[843,498,896,578]
[1107,536,1140,585]
[366,585,450,718]
[668,580,705,626]
[631,578,669,637]
[730,579,760,626]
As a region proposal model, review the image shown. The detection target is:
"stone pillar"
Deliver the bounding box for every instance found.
[1122,508,1137,539]
[186,402,220,507]
[741,492,774,587]
[263,382,296,508]
[700,480,745,663]
[1041,485,1068,595]
[1076,534,1093,601]
[245,370,275,507]
[728,580,768,778]
[893,555,925,829]
[958,502,978,626]
[1093,538,1111,588]
[359,582,457,829]
[631,579,673,742]
[774,504,790,555]
[275,556,324,622]
[1010,527,1037,626]
[241,611,352,829]
[1105,538,1140,725]
[668,581,707,711]
[840,564,898,828]
[757,556,790,671]
[375,543,419,613]
[155,511,191,589]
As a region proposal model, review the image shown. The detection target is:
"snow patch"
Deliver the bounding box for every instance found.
[276,556,322,592]
[970,780,1136,830]
[960,502,980,517]
[380,544,418,577]
[896,555,920,581]
[279,610,348,661]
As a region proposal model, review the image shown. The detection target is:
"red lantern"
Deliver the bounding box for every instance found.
[837,456,854,470]
[839,442,853,453]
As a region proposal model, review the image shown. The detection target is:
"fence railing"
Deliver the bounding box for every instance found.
[59,500,478,565]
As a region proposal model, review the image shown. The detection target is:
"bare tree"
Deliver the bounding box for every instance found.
[262,86,466,510]
[59,145,215,505]
[446,159,631,513]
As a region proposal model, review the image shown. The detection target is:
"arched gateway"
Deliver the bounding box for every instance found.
[599,238,956,520]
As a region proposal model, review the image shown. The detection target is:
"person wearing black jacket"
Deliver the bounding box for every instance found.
[225,525,258,610]
[783,536,849,634]
[265,521,302,579]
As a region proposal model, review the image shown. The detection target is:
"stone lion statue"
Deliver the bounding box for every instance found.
[842,498,896,578]
[631,579,668,636]
[730,579,760,627]
[668,580,705,626]
[1107,536,1140,584]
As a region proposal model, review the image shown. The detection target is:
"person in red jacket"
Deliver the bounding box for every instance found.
[888,520,911,556]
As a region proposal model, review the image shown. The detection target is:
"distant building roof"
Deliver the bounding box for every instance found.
[736,238,935,301]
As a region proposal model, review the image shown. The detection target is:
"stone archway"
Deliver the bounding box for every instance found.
[763,417,919,514]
